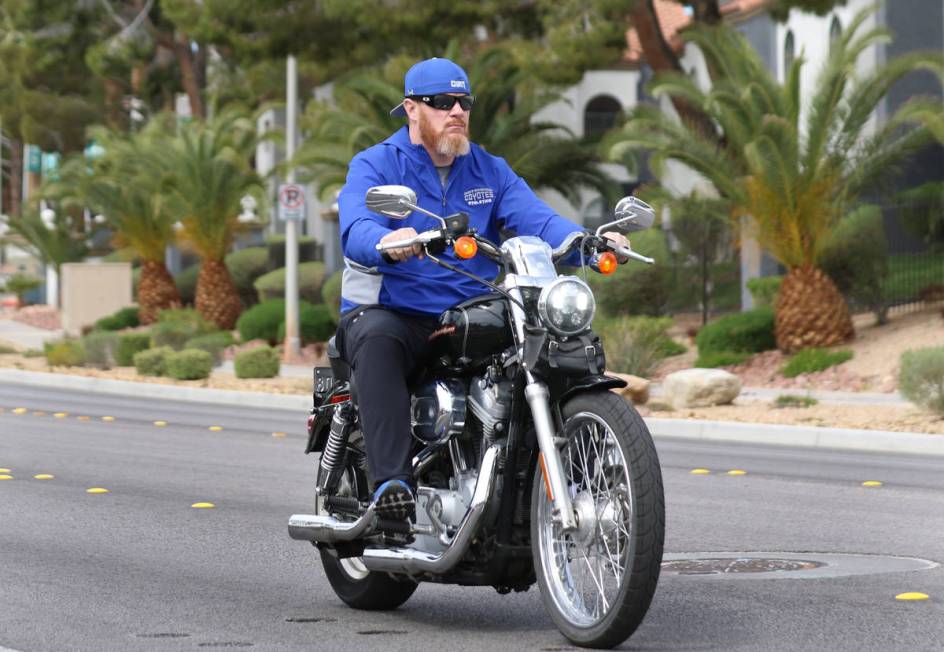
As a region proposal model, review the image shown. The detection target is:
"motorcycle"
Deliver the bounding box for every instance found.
[289,185,665,648]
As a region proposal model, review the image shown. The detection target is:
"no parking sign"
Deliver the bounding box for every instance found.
[277,183,306,221]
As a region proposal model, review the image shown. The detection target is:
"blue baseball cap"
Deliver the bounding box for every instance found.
[390,57,472,117]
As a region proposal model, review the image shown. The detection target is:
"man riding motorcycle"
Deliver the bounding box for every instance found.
[336,57,629,522]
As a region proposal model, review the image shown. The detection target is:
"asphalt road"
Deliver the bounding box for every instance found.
[1,382,942,651]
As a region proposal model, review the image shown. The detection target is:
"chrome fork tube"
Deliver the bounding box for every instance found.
[524,377,577,531]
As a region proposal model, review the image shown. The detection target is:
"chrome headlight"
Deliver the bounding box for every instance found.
[537,277,596,336]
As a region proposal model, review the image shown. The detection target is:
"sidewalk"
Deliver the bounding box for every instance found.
[0,367,940,458]
[0,318,63,351]
[651,383,909,406]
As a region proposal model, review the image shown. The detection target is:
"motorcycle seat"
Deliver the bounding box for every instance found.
[327,335,351,382]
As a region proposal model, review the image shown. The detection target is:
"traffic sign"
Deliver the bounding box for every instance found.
[278,183,306,222]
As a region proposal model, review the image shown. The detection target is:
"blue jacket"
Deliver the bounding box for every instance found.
[338,126,583,316]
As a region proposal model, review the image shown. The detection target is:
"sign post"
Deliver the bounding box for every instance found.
[283,54,302,362]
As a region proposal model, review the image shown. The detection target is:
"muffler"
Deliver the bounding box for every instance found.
[360,444,500,575]
[288,505,377,543]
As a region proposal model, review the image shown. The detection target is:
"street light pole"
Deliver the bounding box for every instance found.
[283,54,301,362]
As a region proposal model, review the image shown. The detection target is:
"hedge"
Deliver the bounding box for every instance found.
[254,261,327,304]
[165,349,214,380]
[45,339,85,367]
[82,331,119,368]
[225,246,271,308]
[234,346,280,379]
[134,346,173,376]
[276,302,336,344]
[93,306,140,331]
[116,332,152,366]
[899,347,944,415]
[695,308,775,356]
[184,331,235,365]
[322,270,342,322]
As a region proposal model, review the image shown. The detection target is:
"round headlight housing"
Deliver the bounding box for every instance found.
[537,277,596,336]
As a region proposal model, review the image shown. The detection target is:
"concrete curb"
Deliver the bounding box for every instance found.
[0,368,312,412]
[645,417,944,457]
[2,368,941,456]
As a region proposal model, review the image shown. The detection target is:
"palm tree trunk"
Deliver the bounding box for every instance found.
[138,259,181,324]
[774,265,855,352]
[196,259,242,330]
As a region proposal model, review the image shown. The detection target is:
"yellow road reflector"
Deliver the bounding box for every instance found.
[77,415,91,421]
[153,420,167,427]
[86,487,109,494]
[690,468,710,475]
[0,474,12,480]
[862,480,883,487]
[191,502,215,509]
[272,431,286,438]
[726,469,747,476]
[0,468,10,473]
[54,412,68,418]
[208,425,223,432]
[12,407,27,414]
[101,416,115,422]
[34,474,54,480]
[896,592,929,601]
[33,410,46,416]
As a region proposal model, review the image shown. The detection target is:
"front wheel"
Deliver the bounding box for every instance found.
[531,391,664,648]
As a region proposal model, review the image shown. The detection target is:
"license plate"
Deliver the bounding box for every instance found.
[314,367,334,397]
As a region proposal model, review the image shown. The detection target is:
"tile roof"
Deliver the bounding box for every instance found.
[623,0,770,64]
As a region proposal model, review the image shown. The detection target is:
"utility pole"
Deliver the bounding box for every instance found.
[283,54,301,361]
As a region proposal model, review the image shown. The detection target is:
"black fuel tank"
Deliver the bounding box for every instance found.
[429,293,513,369]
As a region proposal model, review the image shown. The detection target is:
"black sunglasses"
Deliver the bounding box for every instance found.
[409,94,475,111]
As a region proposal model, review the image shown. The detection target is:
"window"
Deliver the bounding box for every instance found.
[583,95,622,140]
[829,16,842,51]
[783,30,796,74]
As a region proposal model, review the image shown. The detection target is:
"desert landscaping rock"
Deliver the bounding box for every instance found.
[663,368,742,408]
[609,372,650,404]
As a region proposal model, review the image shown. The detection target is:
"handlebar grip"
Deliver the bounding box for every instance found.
[617,246,655,265]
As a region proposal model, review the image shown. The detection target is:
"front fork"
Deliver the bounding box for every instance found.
[524,375,577,532]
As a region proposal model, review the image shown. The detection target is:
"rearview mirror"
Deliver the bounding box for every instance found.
[366,185,417,219]
[599,196,656,234]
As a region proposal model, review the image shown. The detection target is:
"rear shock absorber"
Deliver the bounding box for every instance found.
[318,402,354,494]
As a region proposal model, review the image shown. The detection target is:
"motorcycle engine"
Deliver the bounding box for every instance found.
[468,373,512,441]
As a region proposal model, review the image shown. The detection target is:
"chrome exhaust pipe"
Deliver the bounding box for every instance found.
[288,505,377,543]
[360,444,501,575]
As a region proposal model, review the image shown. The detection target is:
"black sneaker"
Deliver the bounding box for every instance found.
[372,479,415,521]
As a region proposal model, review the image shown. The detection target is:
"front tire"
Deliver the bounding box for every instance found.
[531,391,664,648]
[317,438,418,610]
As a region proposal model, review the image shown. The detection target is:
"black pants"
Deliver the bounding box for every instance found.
[335,307,438,489]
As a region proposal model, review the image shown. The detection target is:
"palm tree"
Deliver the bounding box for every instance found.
[158,109,266,329]
[293,46,616,207]
[608,8,942,351]
[48,120,181,324]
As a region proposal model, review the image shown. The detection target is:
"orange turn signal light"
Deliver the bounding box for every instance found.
[597,251,618,275]
[455,236,478,259]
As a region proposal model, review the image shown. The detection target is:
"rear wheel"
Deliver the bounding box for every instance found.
[531,391,664,648]
[317,437,418,610]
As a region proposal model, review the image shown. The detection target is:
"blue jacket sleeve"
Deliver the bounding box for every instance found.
[338,152,393,268]
[493,162,585,266]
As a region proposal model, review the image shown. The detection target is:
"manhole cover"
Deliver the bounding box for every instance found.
[661,552,938,580]
[663,558,824,575]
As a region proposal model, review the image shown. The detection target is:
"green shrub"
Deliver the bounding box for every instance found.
[595,316,682,378]
[277,302,337,344]
[254,261,328,304]
[820,204,888,319]
[45,339,86,367]
[151,308,216,349]
[588,229,672,317]
[266,234,318,269]
[2,273,41,304]
[773,394,818,408]
[23,349,43,358]
[116,332,151,366]
[134,346,173,376]
[898,347,944,415]
[225,246,271,308]
[174,263,200,305]
[184,331,235,365]
[234,345,280,379]
[694,350,749,368]
[237,299,286,343]
[322,270,343,322]
[782,348,853,378]
[746,276,783,309]
[165,348,213,380]
[82,331,120,367]
[696,308,775,356]
[93,306,140,331]
[0,343,15,354]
